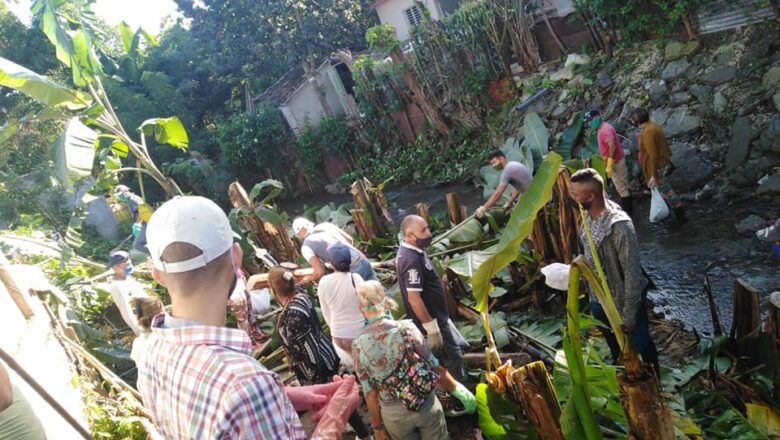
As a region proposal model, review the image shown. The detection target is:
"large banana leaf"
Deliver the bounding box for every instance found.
[139,117,189,149]
[476,383,532,439]
[32,0,105,86]
[447,244,500,278]
[522,112,549,171]
[746,403,780,438]
[53,118,98,191]
[555,111,585,160]
[561,264,604,440]
[471,152,562,312]
[0,57,91,109]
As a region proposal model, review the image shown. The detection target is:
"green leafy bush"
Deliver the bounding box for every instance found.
[213,106,294,181]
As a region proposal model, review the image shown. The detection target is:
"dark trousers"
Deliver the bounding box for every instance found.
[434,321,468,384]
[590,294,660,379]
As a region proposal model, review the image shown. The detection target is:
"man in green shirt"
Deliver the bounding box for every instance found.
[0,362,47,439]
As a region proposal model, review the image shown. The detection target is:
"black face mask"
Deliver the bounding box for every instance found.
[582,200,592,210]
[413,234,433,249]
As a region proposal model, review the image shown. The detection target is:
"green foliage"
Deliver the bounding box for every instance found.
[365,24,401,53]
[574,0,707,44]
[80,381,147,440]
[214,106,293,182]
[139,116,189,150]
[562,264,604,440]
[471,153,562,312]
[344,129,493,186]
[0,56,92,109]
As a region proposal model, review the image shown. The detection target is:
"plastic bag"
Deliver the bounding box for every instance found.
[649,188,670,223]
[541,263,571,291]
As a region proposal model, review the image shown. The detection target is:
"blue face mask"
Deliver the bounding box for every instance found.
[117,193,129,203]
[123,263,134,277]
[589,118,601,130]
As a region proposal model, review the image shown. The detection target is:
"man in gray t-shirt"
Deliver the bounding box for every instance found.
[476,149,532,217]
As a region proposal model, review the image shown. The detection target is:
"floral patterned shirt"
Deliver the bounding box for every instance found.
[351,319,439,403]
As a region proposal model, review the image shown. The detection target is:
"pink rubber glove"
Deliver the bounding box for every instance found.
[285,381,340,412]
[310,375,360,440]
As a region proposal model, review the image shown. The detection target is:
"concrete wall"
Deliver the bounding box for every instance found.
[375,0,443,41]
[282,65,346,135]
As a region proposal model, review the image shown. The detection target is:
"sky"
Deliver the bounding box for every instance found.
[6,0,180,32]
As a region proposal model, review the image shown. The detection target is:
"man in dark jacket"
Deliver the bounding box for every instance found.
[570,168,659,377]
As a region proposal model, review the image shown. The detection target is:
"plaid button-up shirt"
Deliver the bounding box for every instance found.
[136,314,305,439]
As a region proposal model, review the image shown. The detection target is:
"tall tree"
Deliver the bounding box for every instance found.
[173,0,376,92]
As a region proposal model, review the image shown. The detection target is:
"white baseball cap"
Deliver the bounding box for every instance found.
[146,196,233,274]
[292,217,314,236]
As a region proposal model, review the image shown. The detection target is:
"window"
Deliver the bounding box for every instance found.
[404,5,423,27]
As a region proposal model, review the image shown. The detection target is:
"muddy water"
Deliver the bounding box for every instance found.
[281,186,780,334]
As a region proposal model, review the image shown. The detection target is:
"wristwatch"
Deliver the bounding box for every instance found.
[371,422,384,431]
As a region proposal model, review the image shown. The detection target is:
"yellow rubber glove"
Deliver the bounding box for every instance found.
[606,158,614,179]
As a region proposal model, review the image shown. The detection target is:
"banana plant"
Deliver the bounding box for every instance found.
[469,152,563,368]
[1,0,184,198]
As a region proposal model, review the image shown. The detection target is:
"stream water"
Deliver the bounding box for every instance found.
[281,184,780,335]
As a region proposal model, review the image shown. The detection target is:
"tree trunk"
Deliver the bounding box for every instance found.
[446,192,463,224]
[0,253,33,319]
[415,202,430,224]
[508,361,563,440]
[731,278,761,341]
[618,366,675,440]
[350,178,394,238]
[389,49,450,138]
[351,209,374,242]
[228,182,300,266]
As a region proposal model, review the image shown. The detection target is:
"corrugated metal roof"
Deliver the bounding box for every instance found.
[696,0,776,35]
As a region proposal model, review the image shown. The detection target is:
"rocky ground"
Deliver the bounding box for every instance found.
[516,27,780,226]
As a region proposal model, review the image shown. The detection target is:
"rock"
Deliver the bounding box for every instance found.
[670,92,692,106]
[662,59,690,81]
[695,184,715,201]
[668,143,714,190]
[713,91,728,114]
[763,66,780,91]
[564,53,591,69]
[569,74,585,87]
[558,89,571,103]
[649,81,668,104]
[714,46,739,67]
[735,215,767,233]
[758,173,780,196]
[757,114,780,153]
[688,84,712,105]
[652,107,701,138]
[726,117,752,171]
[665,40,699,61]
[596,71,613,88]
[550,66,574,81]
[774,93,780,112]
[729,157,775,187]
[700,66,737,86]
[324,183,346,195]
[551,103,569,120]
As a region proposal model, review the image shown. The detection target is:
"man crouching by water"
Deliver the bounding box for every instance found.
[135,196,358,439]
[569,169,660,378]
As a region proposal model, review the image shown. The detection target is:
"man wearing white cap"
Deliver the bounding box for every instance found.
[136,196,359,439]
[292,217,378,283]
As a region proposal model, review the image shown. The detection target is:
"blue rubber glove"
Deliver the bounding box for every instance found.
[452,382,476,414]
[132,223,141,237]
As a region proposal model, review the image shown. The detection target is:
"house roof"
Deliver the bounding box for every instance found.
[369,0,395,9]
[254,65,309,106]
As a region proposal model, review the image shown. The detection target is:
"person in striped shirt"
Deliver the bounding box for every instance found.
[136,196,358,439]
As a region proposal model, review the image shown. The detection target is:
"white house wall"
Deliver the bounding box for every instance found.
[283,66,346,137]
[375,0,443,41]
